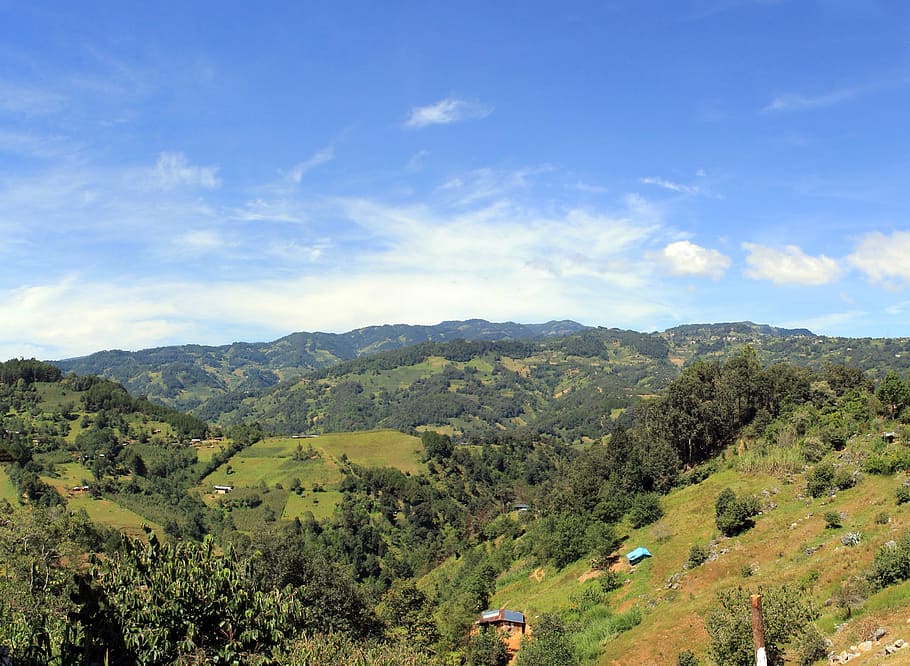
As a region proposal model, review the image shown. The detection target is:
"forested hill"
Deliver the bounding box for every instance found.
[198,323,910,438]
[52,319,910,435]
[53,319,586,413]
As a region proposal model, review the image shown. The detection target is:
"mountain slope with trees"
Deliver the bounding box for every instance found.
[53,319,587,413]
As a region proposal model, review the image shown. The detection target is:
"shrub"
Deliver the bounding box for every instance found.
[876,511,891,525]
[796,625,829,666]
[706,585,817,666]
[870,533,910,588]
[833,466,857,490]
[715,489,760,537]
[677,650,700,666]
[687,543,709,568]
[806,462,835,498]
[823,511,842,529]
[896,484,910,505]
[628,492,664,528]
[841,532,861,546]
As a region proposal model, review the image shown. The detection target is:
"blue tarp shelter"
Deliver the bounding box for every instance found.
[626,546,652,566]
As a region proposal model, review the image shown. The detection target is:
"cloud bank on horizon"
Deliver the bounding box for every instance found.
[1,1,909,359]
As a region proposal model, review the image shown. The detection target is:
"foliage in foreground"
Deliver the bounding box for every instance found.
[705,586,818,666]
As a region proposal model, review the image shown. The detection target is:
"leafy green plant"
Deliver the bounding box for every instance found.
[677,650,700,666]
[687,543,709,568]
[715,488,760,537]
[806,462,835,498]
[823,511,842,529]
[706,586,817,666]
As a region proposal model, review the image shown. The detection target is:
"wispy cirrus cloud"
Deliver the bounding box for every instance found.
[639,176,721,198]
[742,242,842,285]
[404,96,492,128]
[285,146,334,184]
[0,80,67,115]
[764,84,864,113]
[150,152,221,190]
[654,240,731,279]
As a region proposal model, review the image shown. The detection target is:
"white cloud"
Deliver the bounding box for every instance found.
[742,243,842,285]
[640,177,700,195]
[654,240,731,279]
[848,231,910,286]
[404,97,492,128]
[763,87,859,113]
[640,176,722,199]
[286,146,334,184]
[151,152,221,189]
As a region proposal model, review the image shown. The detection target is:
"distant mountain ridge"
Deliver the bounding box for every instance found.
[53,319,588,412]
[53,317,910,434]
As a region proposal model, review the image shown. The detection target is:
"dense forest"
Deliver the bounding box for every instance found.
[6,331,910,664]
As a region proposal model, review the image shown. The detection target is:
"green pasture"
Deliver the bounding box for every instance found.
[314,430,424,473]
[194,444,224,462]
[33,381,78,412]
[0,465,19,503]
[200,430,423,521]
[68,494,161,538]
[40,461,93,494]
[200,438,342,494]
[282,489,343,522]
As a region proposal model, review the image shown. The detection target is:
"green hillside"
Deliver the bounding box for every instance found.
[13,337,910,664]
[49,321,910,439]
[54,319,587,413]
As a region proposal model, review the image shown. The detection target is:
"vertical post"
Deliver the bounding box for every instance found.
[750,593,767,666]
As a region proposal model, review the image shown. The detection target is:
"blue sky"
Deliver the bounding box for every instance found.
[1,0,909,359]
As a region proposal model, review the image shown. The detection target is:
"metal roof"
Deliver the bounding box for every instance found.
[478,609,526,625]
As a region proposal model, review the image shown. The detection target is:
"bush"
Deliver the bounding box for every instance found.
[796,625,829,666]
[715,489,761,537]
[806,462,835,498]
[870,533,910,588]
[677,650,700,666]
[897,484,910,505]
[833,466,857,490]
[687,543,709,568]
[628,492,664,528]
[823,511,842,529]
[706,585,817,666]
[876,511,891,525]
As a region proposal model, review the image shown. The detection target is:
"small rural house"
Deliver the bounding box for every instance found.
[626,546,652,566]
[475,609,527,659]
[213,485,234,494]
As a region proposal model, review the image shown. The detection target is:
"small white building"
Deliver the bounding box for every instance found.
[214,485,234,494]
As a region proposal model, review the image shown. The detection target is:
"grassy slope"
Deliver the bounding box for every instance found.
[39,461,162,537]
[486,439,910,665]
[0,465,19,504]
[198,430,424,523]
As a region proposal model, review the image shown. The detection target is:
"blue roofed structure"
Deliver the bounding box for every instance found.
[626,546,652,565]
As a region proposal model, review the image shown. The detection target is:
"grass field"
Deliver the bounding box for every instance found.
[198,430,423,525]
[67,494,162,538]
[0,465,19,503]
[314,430,424,473]
[40,461,93,494]
[282,488,344,522]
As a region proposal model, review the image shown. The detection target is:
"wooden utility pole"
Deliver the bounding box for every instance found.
[750,593,767,666]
